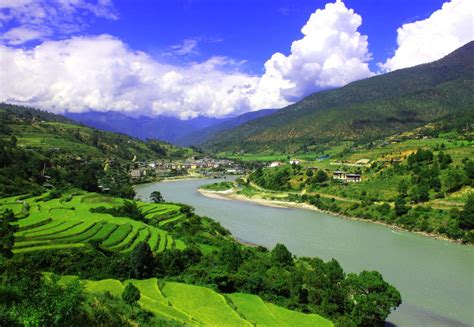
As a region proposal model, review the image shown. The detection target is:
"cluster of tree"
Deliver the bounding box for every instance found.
[250,166,292,191]
[91,200,145,221]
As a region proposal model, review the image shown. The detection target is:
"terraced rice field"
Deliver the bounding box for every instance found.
[0,192,186,254]
[72,277,332,326]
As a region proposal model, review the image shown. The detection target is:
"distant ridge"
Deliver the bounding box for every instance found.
[65,108,277,146]
[203,41,474,153]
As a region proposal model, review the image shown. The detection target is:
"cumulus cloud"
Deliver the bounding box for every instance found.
[380,0,473,72]
[0,35,259,118]
[0,0,117,45]
[0,1,374,118]
[251,0,373,107]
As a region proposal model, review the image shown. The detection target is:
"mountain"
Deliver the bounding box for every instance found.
[64,111,227,144]
[175,109,278,146]
[0,103,192,197]
[65,109,278,146]
[204,41,474,153]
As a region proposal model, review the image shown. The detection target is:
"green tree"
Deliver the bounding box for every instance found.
[397,180,409,197]
[0,209,17,259]
[122,283,141,309]
[344,271,402,327]
[459,193,474,230]
[463,160,474,181]
[314,170,328,184]
[444,168,466,193]
[394,196,409,216]
[150,190,164,203]
[271,243,293,267]
[130,242,155,278]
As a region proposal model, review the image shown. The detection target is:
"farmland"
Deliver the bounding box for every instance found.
[64,276,333,326]
[0,192,186,254]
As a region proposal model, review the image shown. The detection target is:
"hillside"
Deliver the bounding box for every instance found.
[0,103,192,197]
[204,41,474,153]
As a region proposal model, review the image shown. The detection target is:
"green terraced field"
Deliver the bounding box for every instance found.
[0,192,186,254]
[69,277,332,326]
[228,293,333,327]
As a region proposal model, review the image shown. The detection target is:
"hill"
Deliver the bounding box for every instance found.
[204,41,474,153]
[0,103,192,197]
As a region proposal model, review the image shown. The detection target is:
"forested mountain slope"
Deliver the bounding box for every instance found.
[204,41,474,153]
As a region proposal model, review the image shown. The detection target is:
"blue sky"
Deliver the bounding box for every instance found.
[89,0,447,73]
[0,0,472,118]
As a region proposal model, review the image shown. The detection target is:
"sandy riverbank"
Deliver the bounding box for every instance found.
[197,188,467,245]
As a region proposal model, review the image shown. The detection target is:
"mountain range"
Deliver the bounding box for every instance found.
[65,109,277,146]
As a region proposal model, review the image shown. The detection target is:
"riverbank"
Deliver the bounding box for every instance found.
[197,188,467,245]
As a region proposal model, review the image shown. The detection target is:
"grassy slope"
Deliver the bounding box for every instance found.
[66,277,332,326]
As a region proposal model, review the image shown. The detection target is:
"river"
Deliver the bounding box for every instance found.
[135,178,473,327]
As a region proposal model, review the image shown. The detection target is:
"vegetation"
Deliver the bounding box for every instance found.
[0,189,402,325]
[199,181,234,191]
[0,103,192,198]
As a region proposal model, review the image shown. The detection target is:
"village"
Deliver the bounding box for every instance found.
[129,157,245,181]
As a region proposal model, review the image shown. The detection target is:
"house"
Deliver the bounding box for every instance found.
[130,168,146,179]
[269,161,283,168]
[332,171,362,182]
[332,171,347,180]
[346,173,362,182]
[289,160,301,165]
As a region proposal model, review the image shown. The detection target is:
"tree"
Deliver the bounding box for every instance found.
[306,168,313,177]
[459,193,474,230]
[444,168,466,193]
[122,283,140,309]
[130,242,155,278]
[397,180,409,197]
[464,160,474,181]
[0,209,17,259]
[314,170,328,184]
[394,196,409,216]
[271,243,293,267]
[344,271,402,327]
[150,191,164,203]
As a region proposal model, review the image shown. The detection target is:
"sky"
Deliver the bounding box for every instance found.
[0,0,472,119]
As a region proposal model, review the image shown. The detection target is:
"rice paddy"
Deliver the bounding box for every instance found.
[0,192,187,254]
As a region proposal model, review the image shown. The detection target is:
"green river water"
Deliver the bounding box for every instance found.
[135,178,473,327]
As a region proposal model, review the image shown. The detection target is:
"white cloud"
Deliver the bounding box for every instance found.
[251,0,373,107]
[168,38,199,56]
[0,0,117,45]
[0,1,374,118]
[380,0,473,72]
[0,35,260,118]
